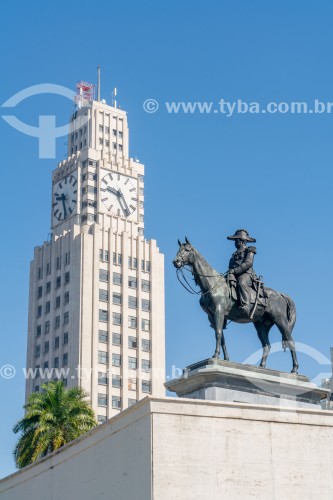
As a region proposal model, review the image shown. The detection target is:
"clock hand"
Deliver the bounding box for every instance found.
[61,197,68,219]
[106,186,121,196]
[118,190,130,216]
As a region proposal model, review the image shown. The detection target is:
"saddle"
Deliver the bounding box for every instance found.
[227,275,267,308]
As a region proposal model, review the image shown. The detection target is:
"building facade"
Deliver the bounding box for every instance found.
[25,86,165,421]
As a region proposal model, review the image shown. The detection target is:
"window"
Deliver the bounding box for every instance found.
[98,415,107,423]
[142,299,150,311]
[46,282,51,294]
[56,256,61,270]
[142,380,151,393]
[142,319,150,331]
[65,252,70,265]
[37,306,42,318]
[98,394,107,407]
[112,292,122,305]
[99,269,109,282]
[112,129,117,136]
[63,332,69,345]
[118,254,122,265]
[56,276,61,289]
[38,267,43,279]
[99,137,103,145]
[65,272,70,284]
[82,186,97,195]
[128,276,137,289]
[128,296,137,309]
[128,378,137,391]
[133,258,137,269]
[35,345,41,358]
[98,372,108,385]
[54,357,59,368]
[113,272,122,285]
[37,286,43,299]
[99,309,108,322]
[36,325,42,337]
[105,140,109,147]
[128,316,137,329]
[99,249,109,262]
[43,361,49,369]
[46,262,51,275]
[141,259,145,271]
[146,261,151,272]
[45,321,50,334]
[140,214,144,223]
[112,312,122,325]
[99,330,108,343]
[112,353,121,367]
[63,353,68,366]
[142,359,151,372]
[112,374,122,388]
[119,144,123,152]
[126,337,136,351]
[35,385,40,393]
[142,339,151,352]
[140,201,144,209]
[128,356,137,370]
[112,332,122,345]
[55,296,61,308]
[45,301,51,314]
[99,125,103,132]
[128,256,132,268]
[140,188,144,196]
[119,131,123,138]
[54,336,60,349]
[98,351,108,364]
[55,316,60,328]
[63,378,68,387]
[105,126,110,134]
[64,291,69,304]
[64,312,69,325]
[112,396,121,409]
[128,399,137,407]
[142,280,150,292]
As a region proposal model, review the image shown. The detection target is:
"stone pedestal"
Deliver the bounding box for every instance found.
[166,358,329,409]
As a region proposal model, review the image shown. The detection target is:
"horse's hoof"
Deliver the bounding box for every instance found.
[291,368,298,374]
[212,353,220,359]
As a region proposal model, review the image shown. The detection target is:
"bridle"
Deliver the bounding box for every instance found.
[175,248,227,296]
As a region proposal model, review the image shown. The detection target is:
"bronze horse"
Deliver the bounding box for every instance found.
[173,238,299,373]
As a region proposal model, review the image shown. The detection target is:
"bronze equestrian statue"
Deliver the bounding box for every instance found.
[173,232,299,373]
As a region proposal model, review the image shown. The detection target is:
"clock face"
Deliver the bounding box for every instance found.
[100,172,137,218]
[53,174,77,222]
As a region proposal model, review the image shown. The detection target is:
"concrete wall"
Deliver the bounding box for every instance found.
[1,397,333,500]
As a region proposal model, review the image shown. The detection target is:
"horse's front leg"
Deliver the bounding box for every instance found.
[212,306,229,361]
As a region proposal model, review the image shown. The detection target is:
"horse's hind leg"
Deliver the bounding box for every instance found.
[254,316,273,368]
[212,306,229,361]
[275,317,299,374]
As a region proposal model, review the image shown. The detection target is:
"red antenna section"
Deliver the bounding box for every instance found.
[74,81,95,108]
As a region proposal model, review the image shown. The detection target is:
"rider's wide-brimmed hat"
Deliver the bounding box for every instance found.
[227,229,256,243]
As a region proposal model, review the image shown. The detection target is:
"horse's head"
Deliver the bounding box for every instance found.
[173,237,195,269]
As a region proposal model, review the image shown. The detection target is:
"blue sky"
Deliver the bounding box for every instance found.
[1,0,333,477]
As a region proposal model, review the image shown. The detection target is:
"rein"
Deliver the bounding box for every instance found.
[176,266,227,296]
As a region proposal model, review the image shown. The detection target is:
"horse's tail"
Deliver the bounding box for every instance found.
[280,293,296,326]
[280,293,296,349]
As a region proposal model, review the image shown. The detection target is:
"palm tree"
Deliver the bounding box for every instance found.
[13,381,97,468]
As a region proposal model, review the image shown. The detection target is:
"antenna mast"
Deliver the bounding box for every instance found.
[97,65,101,102]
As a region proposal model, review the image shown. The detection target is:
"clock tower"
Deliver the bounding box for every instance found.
[25,80,165,421]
